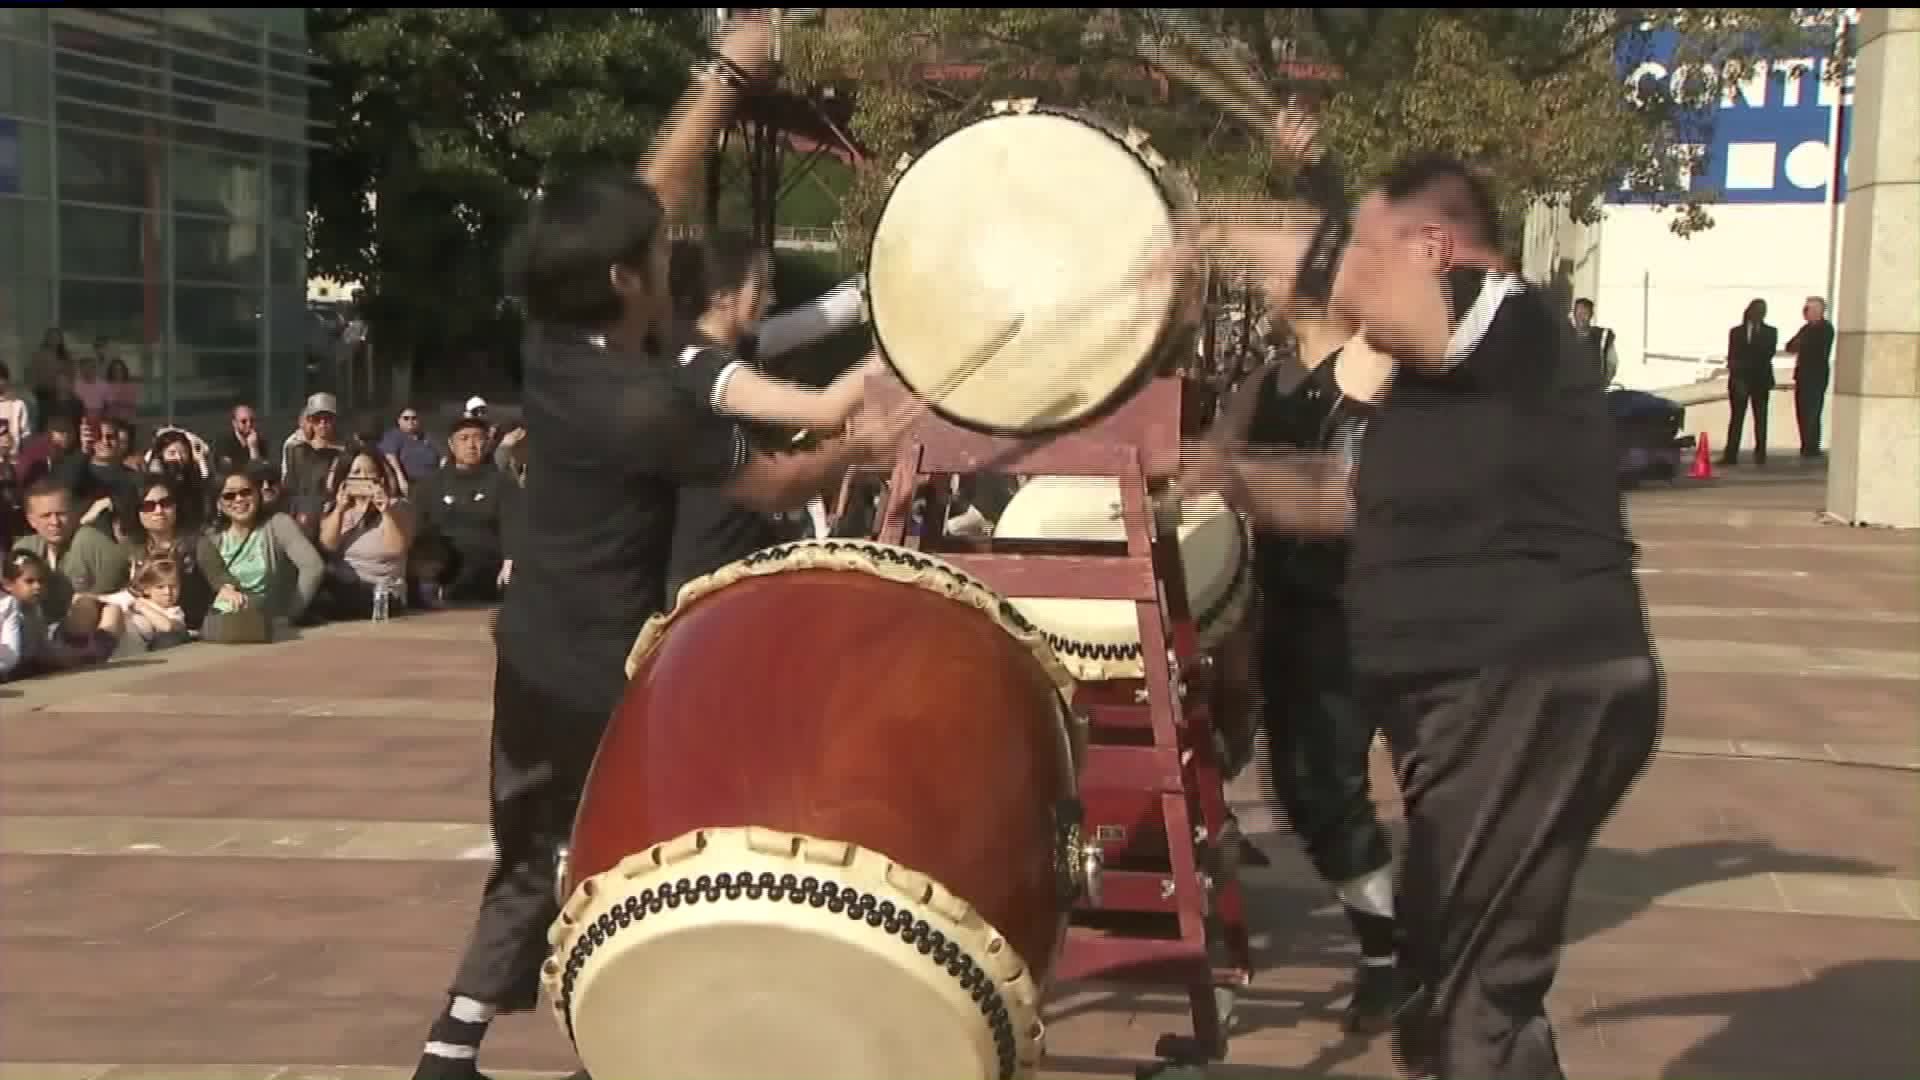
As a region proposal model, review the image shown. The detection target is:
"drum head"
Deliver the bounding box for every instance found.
[993,476,1251,680]
[869,111,1178,436]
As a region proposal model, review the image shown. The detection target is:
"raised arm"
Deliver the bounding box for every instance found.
[640,17,773,217]
[754,276,868,360]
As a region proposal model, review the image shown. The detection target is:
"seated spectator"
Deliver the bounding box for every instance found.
[313,446,415,620]
[147,429,211,531]
[411,417,515,607]
[0,420,21,547]
[101,555,191,655]
[284,393,346,524]
[79,416,142,538]
[2,550,55,679]
[8,481,128,664]
[249,461,287,521]
[211,404,267,476]
[100,355,140,422]
[120,475,215,628]
[197,465,324,639]
[14,413,87,496]
[378,405,441,488]
[147,426,211,478]
[0,362,29,441]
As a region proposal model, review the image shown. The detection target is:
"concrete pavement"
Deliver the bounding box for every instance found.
[1,460,1915,1079]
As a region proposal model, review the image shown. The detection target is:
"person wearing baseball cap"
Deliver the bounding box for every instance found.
[463,396,488,419]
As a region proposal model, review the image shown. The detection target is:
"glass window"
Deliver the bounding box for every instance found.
[0,41,50,121]
[174,283,262,352]
[59,277,158,348]
[59,204,161,280]
[0,198,53,279]
[51,13,166,70]
[0,8,49,39]
[268,160,305,222]
[172,143,263,220]
[175,215,263,285]
[267,223,304,289]
[166,24,262,69]
[0,119,51,198]
[0,275,55,383]
[58,127,161,208]
[55,99,150,138]
[54,70,164,118]
[172,346,256,417]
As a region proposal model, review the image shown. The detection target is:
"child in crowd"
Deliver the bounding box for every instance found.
[1,550,52,680]
[101,557,191,654]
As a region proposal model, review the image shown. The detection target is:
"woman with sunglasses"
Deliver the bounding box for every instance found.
[118,475,214,628]
[195,464,324,636]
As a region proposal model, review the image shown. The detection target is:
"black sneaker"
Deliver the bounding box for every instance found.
[1342,960,1407,1034]
[409,1059,490,1080]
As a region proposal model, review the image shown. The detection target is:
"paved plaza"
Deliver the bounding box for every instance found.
[1,463,1916,1080]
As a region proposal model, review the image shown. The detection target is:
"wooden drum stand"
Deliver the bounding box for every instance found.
[839,377,1254,1071]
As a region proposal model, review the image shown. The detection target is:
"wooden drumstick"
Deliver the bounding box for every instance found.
[924,315,1026,408]
[1134,36,1272,135]
[1148,10,1285,120]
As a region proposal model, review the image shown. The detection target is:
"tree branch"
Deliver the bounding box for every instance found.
[1518,11,1647,82]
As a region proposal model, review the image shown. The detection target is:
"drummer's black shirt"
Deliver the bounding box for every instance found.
[664,333,803,603]
[1246,351,1358,615]
[1346,276,1651,675]
[495,325,749,717]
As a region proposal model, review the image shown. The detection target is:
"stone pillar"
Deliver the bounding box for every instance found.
[1827,8,1920,529]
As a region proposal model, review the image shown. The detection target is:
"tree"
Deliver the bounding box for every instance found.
[306,8,706,390]
[782,8,1842,246]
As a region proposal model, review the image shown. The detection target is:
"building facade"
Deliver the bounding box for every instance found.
[0,7,316,422]
[1524,21,1855,391]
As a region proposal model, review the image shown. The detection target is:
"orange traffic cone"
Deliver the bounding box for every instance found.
[1689,432,1714,480]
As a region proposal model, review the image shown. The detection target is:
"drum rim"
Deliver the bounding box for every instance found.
[865,103,1189,440]
[546,825,1050,1080]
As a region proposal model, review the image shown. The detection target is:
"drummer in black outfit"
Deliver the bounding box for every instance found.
[411,19,905,1080]
[1209,291,1403,1031]
[1182,137,1661,1080]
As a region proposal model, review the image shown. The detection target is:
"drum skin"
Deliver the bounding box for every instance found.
[569,567,1077,983]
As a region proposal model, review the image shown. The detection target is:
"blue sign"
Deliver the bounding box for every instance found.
[1613,27,1852,205]
[0,117,19,196]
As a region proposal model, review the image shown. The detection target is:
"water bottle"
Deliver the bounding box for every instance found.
[371,580,391,623]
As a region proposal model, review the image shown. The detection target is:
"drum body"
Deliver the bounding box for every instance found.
[992,475,1253,683]
[867,101,1201,436]
[546,540,1083,1080]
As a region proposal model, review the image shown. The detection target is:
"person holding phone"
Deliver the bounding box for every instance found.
[315,445,414,619]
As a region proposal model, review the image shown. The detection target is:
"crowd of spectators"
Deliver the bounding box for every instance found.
[2,363,524,683]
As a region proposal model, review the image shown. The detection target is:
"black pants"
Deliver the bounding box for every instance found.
[1794,366,1829,455]
[1358,654,1662,1080]
[437,541,504,606]
[1256,592,1391,886]
[1723,380,1770,463]
[449,657,610,1012]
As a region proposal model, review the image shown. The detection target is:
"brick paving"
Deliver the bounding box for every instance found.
[1,463,1916,1079]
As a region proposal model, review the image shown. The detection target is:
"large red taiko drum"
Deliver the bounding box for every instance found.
[542,539,1091,1080]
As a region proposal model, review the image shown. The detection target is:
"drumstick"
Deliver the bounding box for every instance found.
[1134,34,1272,135]
[1146,11,1285,121]
[924,315,1026,408]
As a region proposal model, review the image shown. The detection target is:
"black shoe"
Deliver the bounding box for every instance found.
[410,1059,491,1080]
[1342,960,1407,1034]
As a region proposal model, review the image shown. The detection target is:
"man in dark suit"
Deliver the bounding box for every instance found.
[1785,296,1835,459]
[1723,298,1779,467]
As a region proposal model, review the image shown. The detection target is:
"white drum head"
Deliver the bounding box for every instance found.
[993,476,1251,681]
[549,827,1046,1080]
[870,112,1177,434]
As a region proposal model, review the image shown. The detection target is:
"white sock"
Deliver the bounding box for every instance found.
[449,995,495,1023]
[1336,864,1396,920]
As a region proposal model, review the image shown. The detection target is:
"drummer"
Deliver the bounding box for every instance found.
[1207,291,1403,1033]
[1179,141,1660,1080]
[410,20,908,1080]
[664,228,883,598]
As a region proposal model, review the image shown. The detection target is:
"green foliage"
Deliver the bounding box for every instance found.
[306,8,705,365]
[783,8,1843,244]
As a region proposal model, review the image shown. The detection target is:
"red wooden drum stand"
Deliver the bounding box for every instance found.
[851,377,1255,1065]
